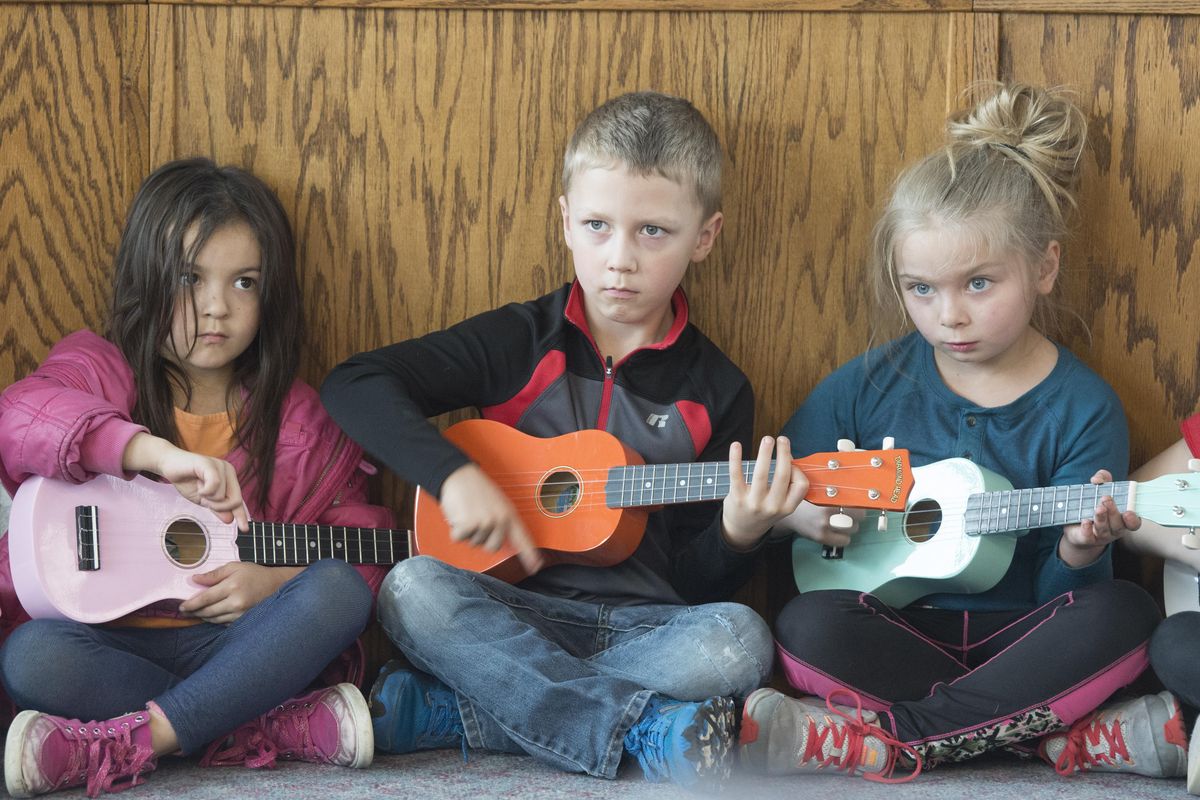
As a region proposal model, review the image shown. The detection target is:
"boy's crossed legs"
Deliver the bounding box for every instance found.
[374,555,772,783]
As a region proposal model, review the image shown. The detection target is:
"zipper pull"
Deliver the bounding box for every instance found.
[605,355,613,377]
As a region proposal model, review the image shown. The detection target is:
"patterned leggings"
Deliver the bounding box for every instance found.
[774,580,1160,766]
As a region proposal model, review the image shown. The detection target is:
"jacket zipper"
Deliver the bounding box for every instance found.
[295,435,348,518]
[596,355,615,430]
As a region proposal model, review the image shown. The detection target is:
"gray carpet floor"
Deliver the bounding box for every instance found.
[10,749,1188,800]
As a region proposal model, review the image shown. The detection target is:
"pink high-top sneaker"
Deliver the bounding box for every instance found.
[201,683,373,770]
[4,708,156,798]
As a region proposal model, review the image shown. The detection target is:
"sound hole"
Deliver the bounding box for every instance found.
[163,518,209,567]
[539,470,582,518]
[903,499,942,544]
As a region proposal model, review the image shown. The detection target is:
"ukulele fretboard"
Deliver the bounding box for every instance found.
[238,523,410,566]
[964,481,1132,536]
[606,461,780,508]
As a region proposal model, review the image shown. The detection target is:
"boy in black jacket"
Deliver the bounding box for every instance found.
[322,91,806,788]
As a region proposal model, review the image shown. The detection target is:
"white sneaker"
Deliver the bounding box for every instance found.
[1040,691,1187,778]
[739,688,921,783]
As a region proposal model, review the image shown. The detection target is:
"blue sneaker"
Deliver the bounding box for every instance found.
[623,695,736,788]
[368,661,465,754]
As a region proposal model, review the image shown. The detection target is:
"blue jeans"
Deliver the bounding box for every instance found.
[377,555,772,778]
[0,559,371,753]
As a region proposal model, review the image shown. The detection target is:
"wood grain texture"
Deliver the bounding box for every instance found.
[146,8,955,615]
[9,4,1200,625]
[980,0,1200,13]
[1000,13,1200,468]
[149,9,954,433]
[0,4,148,384]
[21,0,141,5]
[150,0,967,11]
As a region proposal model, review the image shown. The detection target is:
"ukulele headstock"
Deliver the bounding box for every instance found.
[794,447,913,511]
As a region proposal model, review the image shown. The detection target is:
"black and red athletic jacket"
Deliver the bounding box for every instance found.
[321,282,761,606]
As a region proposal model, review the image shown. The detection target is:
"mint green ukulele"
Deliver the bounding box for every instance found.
[794,458,1200,608]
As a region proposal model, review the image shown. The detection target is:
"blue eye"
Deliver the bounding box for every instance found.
[910,283,932,296]
[643,225,663,237]
[586,220,605,232]
[968,277,991,291]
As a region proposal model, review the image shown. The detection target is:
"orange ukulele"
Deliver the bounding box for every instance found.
[414,419,914,582]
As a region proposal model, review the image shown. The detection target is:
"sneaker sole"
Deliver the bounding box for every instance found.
[331,683,375,769]
[6,709,43,798]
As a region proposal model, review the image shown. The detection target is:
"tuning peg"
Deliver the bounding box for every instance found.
[837,439,856,452]
[1183,528,1200,551]
[1189,459,1200,473]
[882,436,895,450]
[831,511,854,530]
[878,514,889,532]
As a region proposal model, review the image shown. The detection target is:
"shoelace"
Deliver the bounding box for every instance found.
[807,689,922,785]
[623,706,673,782]
[264,701,323,762]
[200,720,280,769]
[54,721,154,798]
[1052,715,1130,776]
[420,695,464,747]
[420,689,468,761]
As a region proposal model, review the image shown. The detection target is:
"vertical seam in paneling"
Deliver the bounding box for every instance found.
[973,12,1001,84]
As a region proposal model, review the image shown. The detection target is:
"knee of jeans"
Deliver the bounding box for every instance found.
[377,556,456,632]
[695,603,773,694]
[1,621,72,707]
[294,559,372,628]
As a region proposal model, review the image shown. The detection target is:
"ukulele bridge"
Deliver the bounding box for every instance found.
[75,505,100,571]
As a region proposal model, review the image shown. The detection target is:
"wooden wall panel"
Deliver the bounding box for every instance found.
[6,3,1200,629]
[151,0,966,11]
[0,4,148,385]
[146,8,956,620]
[1000,14,1200,468]
[149,8,955,436]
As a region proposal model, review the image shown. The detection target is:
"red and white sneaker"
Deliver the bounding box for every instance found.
[4,708,156,798]
[1041,691,1187,778]
[202,683,373,770]
[739,688,921,783]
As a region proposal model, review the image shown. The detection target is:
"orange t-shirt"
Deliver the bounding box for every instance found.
[173,407,237,459]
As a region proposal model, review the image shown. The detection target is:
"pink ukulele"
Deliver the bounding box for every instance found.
[8,472,409,624]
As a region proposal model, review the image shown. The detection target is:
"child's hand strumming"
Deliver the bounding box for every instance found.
[123,432,250,531]
[440,463,544,575]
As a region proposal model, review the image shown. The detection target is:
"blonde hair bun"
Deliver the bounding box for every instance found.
[947,83,1087,229]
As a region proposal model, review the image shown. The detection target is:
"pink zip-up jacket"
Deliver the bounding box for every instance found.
[0,329,394,636]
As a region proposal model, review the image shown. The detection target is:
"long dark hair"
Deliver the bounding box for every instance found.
[107,157,302,510]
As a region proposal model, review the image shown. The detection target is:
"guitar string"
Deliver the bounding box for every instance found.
[72,484,1161,526]
[79,495,1180,543]
[473,461,898,482]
